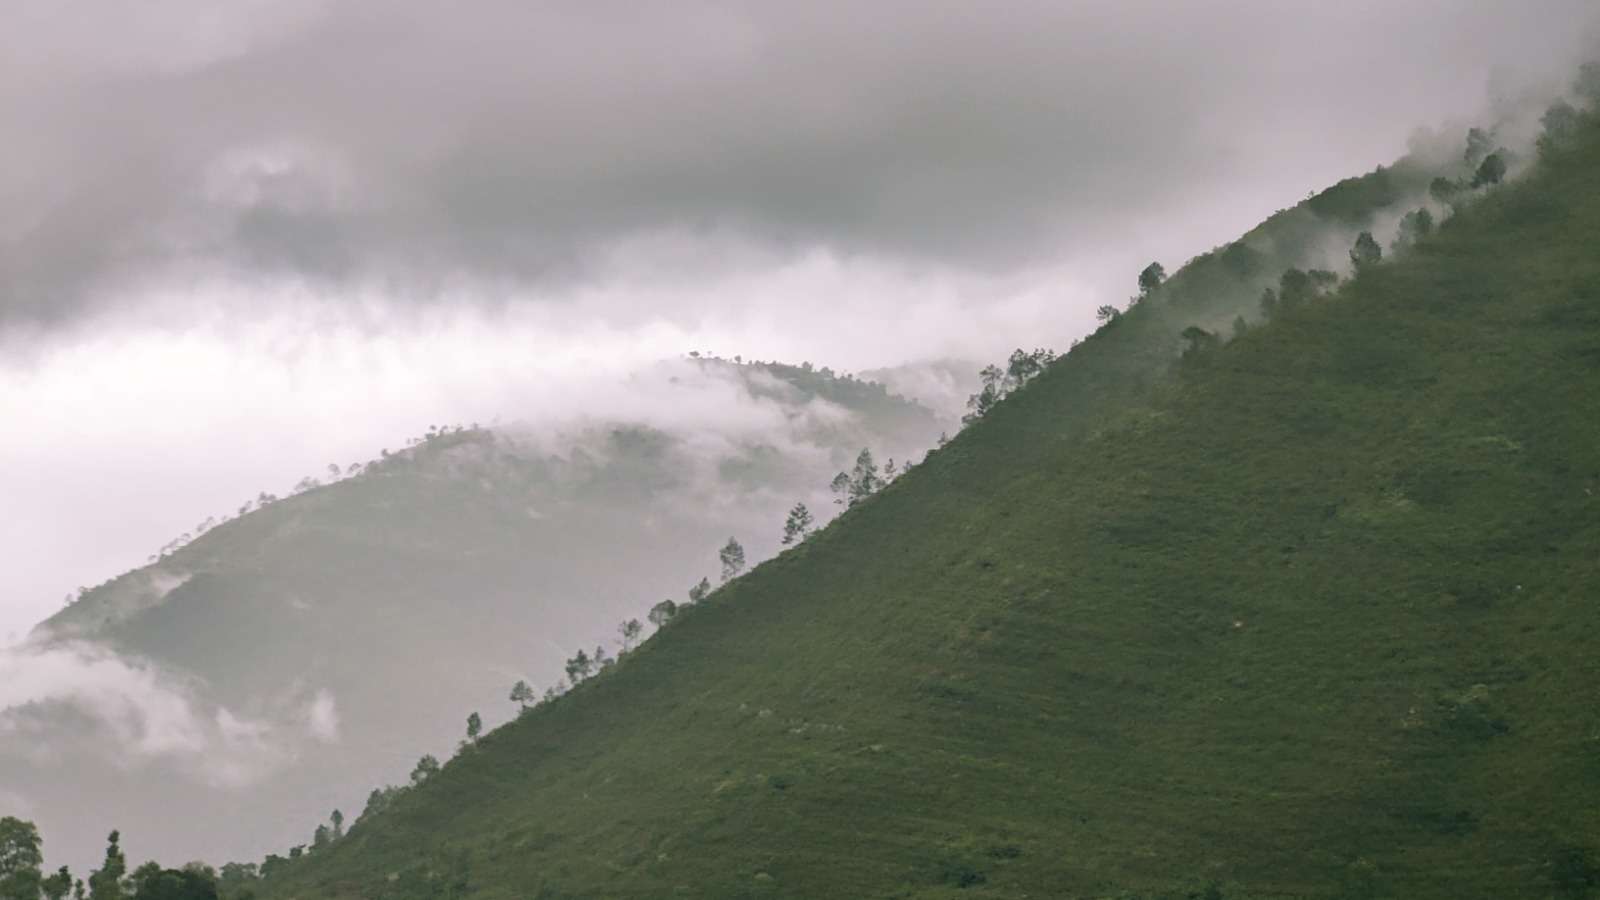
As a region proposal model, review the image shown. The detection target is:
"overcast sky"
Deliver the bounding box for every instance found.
[3,1,1597,639]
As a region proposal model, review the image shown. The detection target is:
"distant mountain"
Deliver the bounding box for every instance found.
[858,358,982,423]
[7,358,951,871]
[236,90,1600,897]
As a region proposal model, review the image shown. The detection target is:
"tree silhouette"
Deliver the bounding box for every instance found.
[1350,231,1382,270]
[781,503,815,545]
[0,817,44,900]
[847,449,882,505]
[719,538,746,582]
[564,649,594,684]
[648,600,678,628]
[1471,152,1506,188]
[410,755,440,786]
[617,619,643,652]
[688,578,711,604]
[509,680,534,711]
[1138,261,1167,296]
[88,831,126,900]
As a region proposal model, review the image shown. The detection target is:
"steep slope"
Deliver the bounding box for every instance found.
[14,127,1465,876]
[8,360,947,872]
[252,118,1600,898]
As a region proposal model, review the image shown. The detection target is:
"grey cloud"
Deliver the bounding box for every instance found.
[0,640,294,788]
[2,1,1597,328]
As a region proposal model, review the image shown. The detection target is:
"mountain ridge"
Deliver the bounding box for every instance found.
[237,100,1600,898]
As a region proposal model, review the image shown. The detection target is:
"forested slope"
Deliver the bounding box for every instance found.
[248,101,1600,899]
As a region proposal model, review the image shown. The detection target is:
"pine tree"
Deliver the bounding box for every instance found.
[781,503,814,545]
[829,471,851,505]
[847,449,881,505]
[509,680,534,711]
[466,711,482,742]
[719,538,746,582]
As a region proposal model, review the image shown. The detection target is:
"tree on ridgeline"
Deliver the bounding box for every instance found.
[509,679,534,712]
[781,503,814,545]
[1005,348,1056,391]
[362,787,400,822]
[648,599,678,628]
[564,649,594,684]
[409,755,440,786]
[617,618,643,652]
[687,578,711,604]
[1138,261,1166,297]
[465,711,482,743]
[845,449,882,506]
[719,538,746,582]
[963,365,1005,425]
[1095,304,1121,325]
[330,809,344,841]
[963,349,1055,425]
[829,471,851,505]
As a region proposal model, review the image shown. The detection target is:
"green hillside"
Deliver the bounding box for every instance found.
[236,107,1600,899]
[17,360,947,873]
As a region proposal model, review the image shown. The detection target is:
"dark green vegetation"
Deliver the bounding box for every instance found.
[234,107,1600,898]
[0,824,219,900]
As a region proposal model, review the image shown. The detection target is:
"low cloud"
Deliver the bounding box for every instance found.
[0,640,293,789]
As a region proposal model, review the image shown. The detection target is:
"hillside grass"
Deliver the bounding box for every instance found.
[254,124,1600,899]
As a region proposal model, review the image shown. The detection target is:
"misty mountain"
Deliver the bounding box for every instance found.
[235,83,1600,899]
[6,358,950,870]
[8,84,1525,876]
